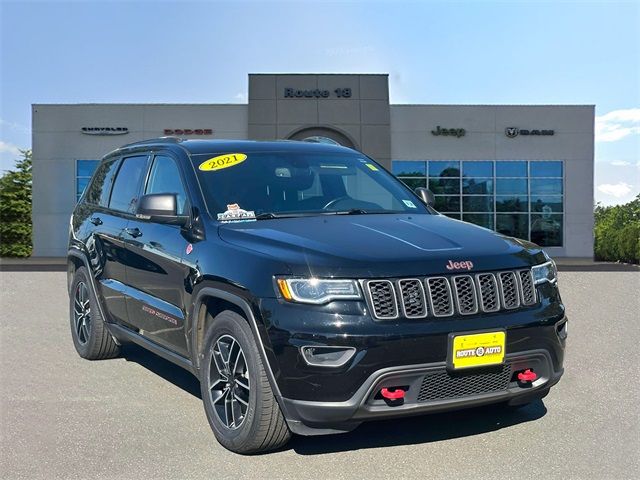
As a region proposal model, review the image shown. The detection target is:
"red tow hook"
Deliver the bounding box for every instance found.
[381,387,406,400]
[517,369,538,383]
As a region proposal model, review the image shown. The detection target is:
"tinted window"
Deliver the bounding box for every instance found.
[530,161,562,177]
[84,158,120,206]
[496,161,527,177]
[145,155,188,215]
[109,155,148,213]
[462,161,493,177]
[392,161,426,177]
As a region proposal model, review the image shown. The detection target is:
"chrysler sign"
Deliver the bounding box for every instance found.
[81,127,128,135]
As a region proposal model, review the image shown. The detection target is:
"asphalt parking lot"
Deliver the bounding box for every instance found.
[1,269,639,479]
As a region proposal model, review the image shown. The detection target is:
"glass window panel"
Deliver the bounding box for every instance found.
[496,195,528,212]
[109,155,148,213]
[444,213,461,220]
[462,177,493,194]
[530,161,562,177]
[462,161,493,177]
[429,178,460,194]
[496,213,528,240]
[76,177,90,196]
[531,195,563,213]
[428,161,460,177]
[496,161,527,177]
[531,178,563,195]
[496,178,528,194]
[531,214,563,246]
[434,195,460,212]
[463,195,493,212]
[77,160,100,177]
[463,213,494,230]
[398,177,427,190]
[392,161,426,177]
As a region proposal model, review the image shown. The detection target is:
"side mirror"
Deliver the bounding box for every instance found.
[415,187,435,207]
[136,193,189,226]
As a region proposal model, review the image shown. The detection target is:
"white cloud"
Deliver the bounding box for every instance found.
[610,160,631,166]
[597,182,634,198]
[234,92,248,103]
[0,140,21,156]
[595,108,640,142]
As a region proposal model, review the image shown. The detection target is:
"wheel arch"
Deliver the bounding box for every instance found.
[190,288,283,400]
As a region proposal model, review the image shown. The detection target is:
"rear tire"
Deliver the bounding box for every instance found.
[200,310,291,454]
[69,267,120,360]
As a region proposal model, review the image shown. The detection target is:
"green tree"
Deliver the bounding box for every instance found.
[594,194,640,264]
[0,149,32,257]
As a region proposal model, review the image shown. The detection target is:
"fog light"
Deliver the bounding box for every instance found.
[300,346,356,367]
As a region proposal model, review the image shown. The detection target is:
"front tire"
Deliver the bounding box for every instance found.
[200,310,291,454]
[69,267,120,360]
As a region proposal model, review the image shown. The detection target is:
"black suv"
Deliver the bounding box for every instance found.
[68,138,566,454]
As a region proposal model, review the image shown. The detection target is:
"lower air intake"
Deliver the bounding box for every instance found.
[417,365,512,402]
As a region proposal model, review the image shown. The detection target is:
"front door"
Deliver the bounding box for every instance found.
[123,153,191,356]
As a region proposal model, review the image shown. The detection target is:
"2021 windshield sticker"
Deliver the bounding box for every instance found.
[199,153,247,171]
[217,203,256,223]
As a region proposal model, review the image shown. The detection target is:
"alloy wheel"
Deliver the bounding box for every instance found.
[73,282,91,344]
[208,334,250,429]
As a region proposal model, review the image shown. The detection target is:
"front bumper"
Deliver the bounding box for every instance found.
[279,349,563,435]
[257,283,566,435]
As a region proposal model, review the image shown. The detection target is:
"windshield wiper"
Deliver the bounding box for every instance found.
[331,209,368,215]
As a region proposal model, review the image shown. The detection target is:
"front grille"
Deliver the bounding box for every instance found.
[364,268,537,320]
[498,272,520,309]
[518,270,537,306]
[398,279,428,318]
[451,275,478,315]
[417,365,512,402]
[426,277,454,317]
[365,280,398,319]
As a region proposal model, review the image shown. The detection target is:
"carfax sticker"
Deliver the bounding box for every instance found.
[199,153,247,171]
[402,199,417,208]
[217,203,256,223]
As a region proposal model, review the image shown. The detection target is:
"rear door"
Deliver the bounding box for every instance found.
[95,154,150,325]
[123,153,191,355]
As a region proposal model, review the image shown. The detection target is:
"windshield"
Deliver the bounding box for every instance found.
[192,151,429,219]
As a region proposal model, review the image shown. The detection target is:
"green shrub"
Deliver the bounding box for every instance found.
[594,194,640,264]
[0,149,32,257]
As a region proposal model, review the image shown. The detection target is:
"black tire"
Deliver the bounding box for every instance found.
[200,310,291,454]
[69,266,120,360]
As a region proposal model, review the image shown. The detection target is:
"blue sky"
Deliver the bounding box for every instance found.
[1,0,638,205]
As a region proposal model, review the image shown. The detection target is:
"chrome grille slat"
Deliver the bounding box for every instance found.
[397,279,428,318]
[364,269,537,320]
[498,271,520,309]
[518,270,537,306]
[476,273,500,313]
[365,280,398,319]
[426,277,454,317]
[452,275,478,315]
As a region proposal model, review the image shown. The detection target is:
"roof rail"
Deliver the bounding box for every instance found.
[120,136,184,148]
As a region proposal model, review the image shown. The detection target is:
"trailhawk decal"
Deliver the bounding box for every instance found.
[217,203,256,223]
[199,153,247,171]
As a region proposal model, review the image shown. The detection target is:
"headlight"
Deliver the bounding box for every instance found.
[531,260,558,285]
[276,277,361,304]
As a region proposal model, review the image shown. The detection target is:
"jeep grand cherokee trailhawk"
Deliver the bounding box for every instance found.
[67,138,567,454]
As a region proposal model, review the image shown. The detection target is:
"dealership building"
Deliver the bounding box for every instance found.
[32,73,594,258]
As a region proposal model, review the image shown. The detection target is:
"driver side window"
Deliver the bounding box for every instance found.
[145,155,188,215]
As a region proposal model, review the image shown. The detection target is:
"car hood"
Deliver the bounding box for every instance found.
[217,214,545,277]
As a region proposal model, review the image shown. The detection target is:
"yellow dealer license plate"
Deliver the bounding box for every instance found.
[451,331,506,370]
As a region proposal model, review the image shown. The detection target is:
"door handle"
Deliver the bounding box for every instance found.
[125,227,143,238]
[89,216,103,226]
